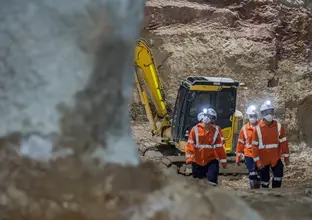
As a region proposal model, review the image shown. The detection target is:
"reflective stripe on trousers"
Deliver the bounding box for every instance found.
[261,181,270,186]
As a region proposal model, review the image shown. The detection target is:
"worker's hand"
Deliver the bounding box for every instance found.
[221,162,228,169]
[185,160,193,165]
[236,161,241,166]
[257,164,264,169]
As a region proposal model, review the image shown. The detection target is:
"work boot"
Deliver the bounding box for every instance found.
[208,180,217,186]
[254,180,261,189]
[261,184,269,188]
[272,180,282,188]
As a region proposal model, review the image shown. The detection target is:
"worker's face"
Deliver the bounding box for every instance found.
[202,114,216,124]
[261,109,275,122]
[248,114,258,124]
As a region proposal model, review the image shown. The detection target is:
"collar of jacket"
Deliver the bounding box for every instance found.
[197,122,215,131]
[259,119,277,128]
[247,121,258,130]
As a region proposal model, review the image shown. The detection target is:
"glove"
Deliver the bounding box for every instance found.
[186,160,192,165]
[283,156,290,166]
[221,162,227,168]
[186,157,193,165]
[255,160,264,169]
[235,155,241,165]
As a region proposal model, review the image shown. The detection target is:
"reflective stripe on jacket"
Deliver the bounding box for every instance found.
[185,123,227,166]
[251,119,289,167]
[217,126,226,149]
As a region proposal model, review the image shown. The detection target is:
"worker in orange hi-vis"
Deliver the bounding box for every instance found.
[251,100,290,188]
[185,108,227,186]
[236,105,261,189]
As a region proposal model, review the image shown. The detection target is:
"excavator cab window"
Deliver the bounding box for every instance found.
[188,92,213,118]
[216,89,236,118]
[173,87,237,141]
[171,86,188,141]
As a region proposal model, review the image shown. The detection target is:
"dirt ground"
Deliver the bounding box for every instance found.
[131,121,312,219]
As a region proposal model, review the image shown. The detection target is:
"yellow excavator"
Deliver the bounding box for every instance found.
[134,38,248,175]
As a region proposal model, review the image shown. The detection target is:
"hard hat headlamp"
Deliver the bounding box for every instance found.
[249,105,256,111]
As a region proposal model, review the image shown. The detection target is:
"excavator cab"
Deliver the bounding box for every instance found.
[171,76,246,154]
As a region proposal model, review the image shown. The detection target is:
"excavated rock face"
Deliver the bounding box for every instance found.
[297,94,312,145]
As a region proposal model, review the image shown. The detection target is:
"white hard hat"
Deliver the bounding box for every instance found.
[206,108,217,119]
[246,105,257,115]
[197,112,205,122]
[260,100,274,112]
[198,108,217,122]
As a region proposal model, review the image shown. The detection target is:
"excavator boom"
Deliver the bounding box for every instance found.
[134,39,167,118]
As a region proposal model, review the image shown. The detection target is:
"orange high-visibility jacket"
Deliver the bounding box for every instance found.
[236,122,258,162]
[185,123,227,166]
[251,119,289,167]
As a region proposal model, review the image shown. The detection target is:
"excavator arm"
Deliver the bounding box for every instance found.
[134,39,171,139]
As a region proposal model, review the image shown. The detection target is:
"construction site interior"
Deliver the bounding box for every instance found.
[1,0,312,219]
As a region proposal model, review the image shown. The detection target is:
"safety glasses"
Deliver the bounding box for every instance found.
[206,115,216,122]
[261,109,274,116]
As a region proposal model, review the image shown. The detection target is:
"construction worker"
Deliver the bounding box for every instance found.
[185,108,227,186]
[251,100,290,188]
[236,105,260,189]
